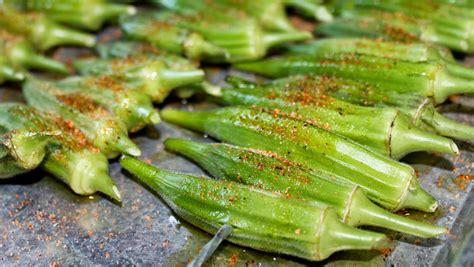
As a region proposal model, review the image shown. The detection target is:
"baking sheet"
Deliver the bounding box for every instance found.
[0,38,473,267]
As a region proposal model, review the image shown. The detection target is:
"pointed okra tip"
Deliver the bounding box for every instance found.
[115,137,141,157]
[91,175,122,203]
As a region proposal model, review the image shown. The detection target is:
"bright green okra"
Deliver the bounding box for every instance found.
[23,78,140,158]
[161,107,438,212]
[317,4,473,52]
[0,29,69,74]
[0,7,95,50]
[156,0,296,32]
[121,11,311,62]
[54,76,160,132]
[120,13,227,61]
[120,156,389,261]
[284,0,333,22]
[258,75,474,140]
[0,129,56,178]
[16,0,137,31]
[73,57,205,103]
[0,56,25,84]
[213,80,458,159]
[285,38,474,80]
[235,54,474,104]
[0,103,121,201]
[165,138,446,238]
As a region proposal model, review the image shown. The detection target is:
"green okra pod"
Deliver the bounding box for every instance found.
[0,7,95,50]
[284,0,333,22]
[0,129,57,178]
[0,29,69,74]
[161,107,438,212]
[23,78,140,158]
[73,57,205,103]
[235,54,474,104]
[157,0,297,32]
[120,156,389,261]
[17,0,137,31]
[0,103,121,201]
[261,75,474,140]
[55,76,160,132]
[120,13,227,61]
[316,7,473,52]
[212,80,458,159]
[165,138,447,238]
[285,38,474,80]
[0,56,25,84]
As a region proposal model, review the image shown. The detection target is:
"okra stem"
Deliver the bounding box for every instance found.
[121,156,389,261]
[262,32,313,50]
[417,108,474,140]
[390,113,459,159]
[165,138,447,238]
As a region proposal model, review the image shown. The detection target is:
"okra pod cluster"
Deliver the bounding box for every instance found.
[13,0,137,31]
[235,53,474,104]
[73,56,205,103]
[121,156,389,261]
[213,78,458,159]
[161,107,438,212]
[165,138,446,238]
[0,104,121,201]
[0,6,95,50]
[120,11,311,62]
[23,78,140,159]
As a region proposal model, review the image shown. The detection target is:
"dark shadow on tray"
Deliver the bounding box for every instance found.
[0,168,44,185]
[402,152,455,171]
[439,102,474,115]
[456,140,474,153]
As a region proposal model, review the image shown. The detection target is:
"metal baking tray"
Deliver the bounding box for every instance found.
[0,33,473,267]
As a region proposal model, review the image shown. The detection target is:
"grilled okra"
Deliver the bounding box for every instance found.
[161,107,438,212]
[0,29,69,74]
[73,57,205,103]
[0,6,95,50]
[55,76,160,132]
[0,104,121,201]
[14,0,137,30]
[0,129,56,178]
[235,54,474,104]
[165,138,446,238]
[213,80,458,159]
[23,78,140,158]
[121,156,389,261]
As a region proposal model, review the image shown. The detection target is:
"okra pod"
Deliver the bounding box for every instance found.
[156,0,296,32]
[0,129,56,178]
[0,7,95,50]
[165,138,446,238]
[73,57,205,103]
[23,78,140,158]
[0,29,69,74]
[0,56,25,84]
[261,75,474,140]
[121,156,389,261]
[316,8,473,52]
[120,13,227,61]
[161,107,438,212]
[0,103,121,201]
[213,81,458,159]
[55,76,160,132]
[235,54,474,104]
[17,0,137,30]
[284,0,333,22]
[286,38,474,80]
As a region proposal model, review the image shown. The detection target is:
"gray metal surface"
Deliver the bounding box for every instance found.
[0,59,473,266]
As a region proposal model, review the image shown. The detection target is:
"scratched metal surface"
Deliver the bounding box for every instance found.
[0,43,473,267]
